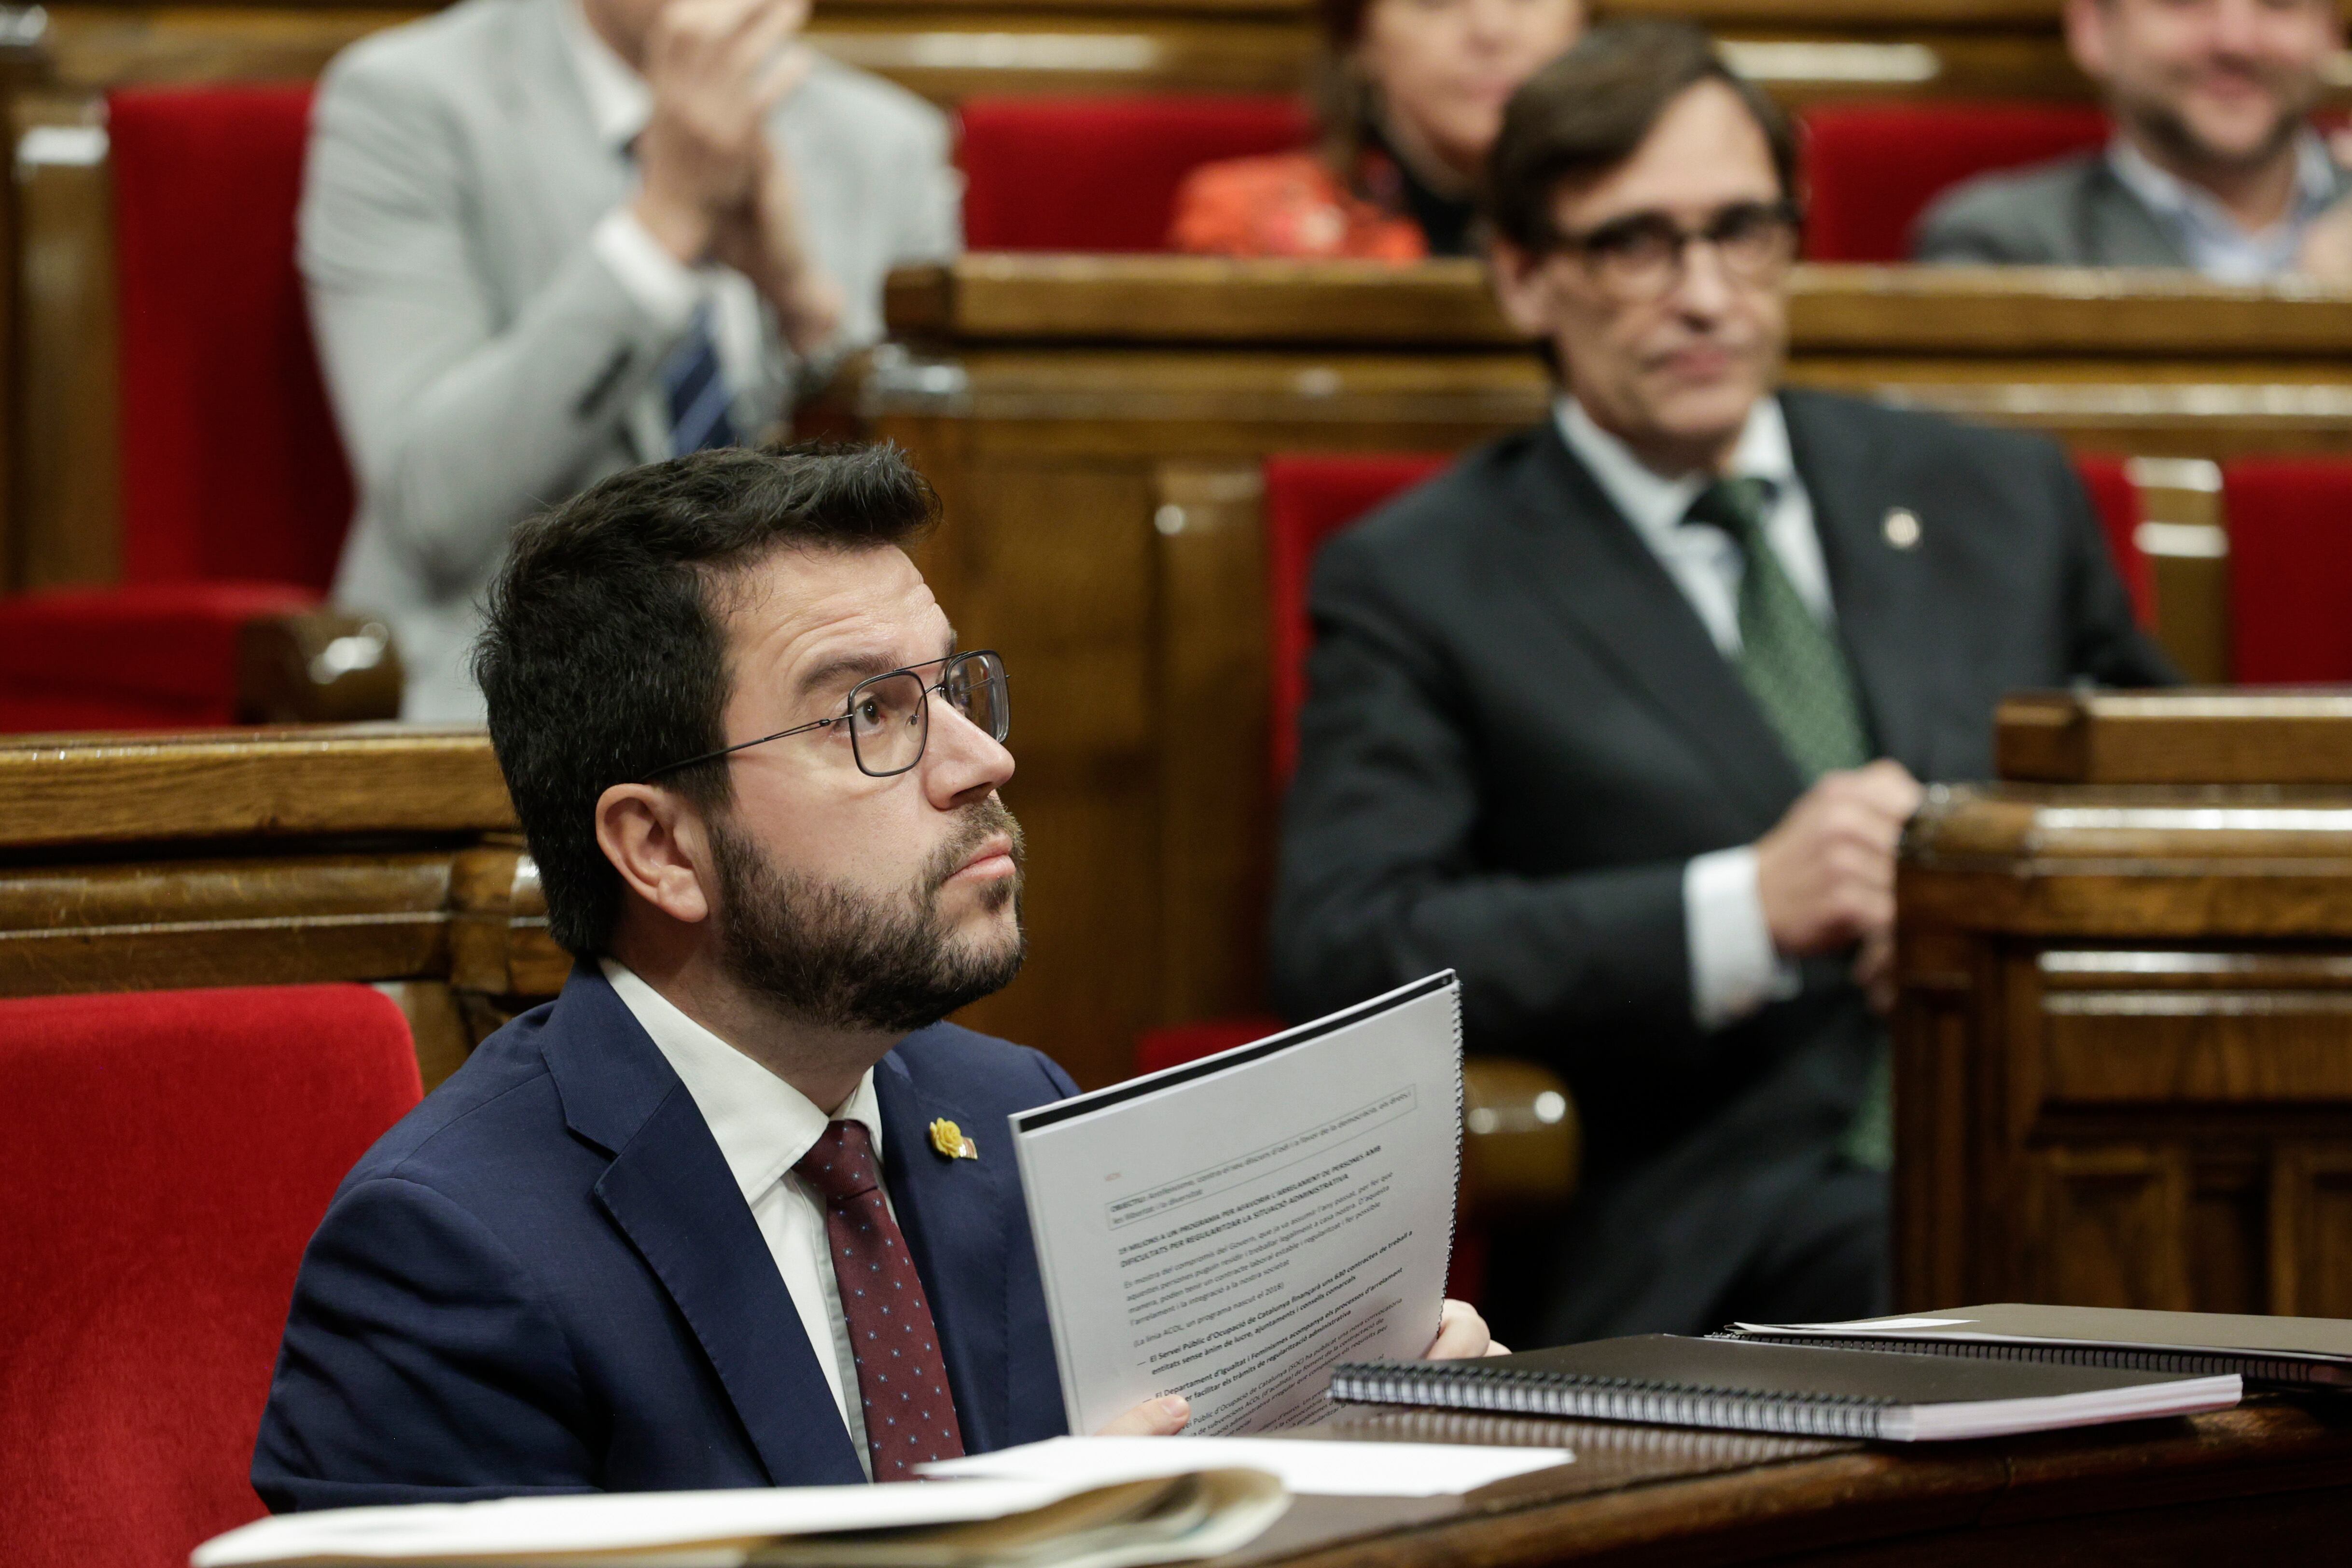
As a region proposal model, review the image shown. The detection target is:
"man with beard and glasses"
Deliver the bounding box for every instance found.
[252,442,1495,1509]
[1915,0,2352,279]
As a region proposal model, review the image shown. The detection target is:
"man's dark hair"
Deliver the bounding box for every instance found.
[1483,19,1798,252]
[473,442,940,957]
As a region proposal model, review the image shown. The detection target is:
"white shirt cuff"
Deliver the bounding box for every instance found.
[592,205,703,332]
[1684,846,1801,1031]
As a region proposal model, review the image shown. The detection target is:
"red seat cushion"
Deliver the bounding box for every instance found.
[0,581,319,729]
[2224,458,2352,682]
[958,95,1311,251]
[110,84,352,590]
[1265,453,1450,785]
[2071,453,2154,627]
[1800,102,2110,262]
[0,985,419,1568]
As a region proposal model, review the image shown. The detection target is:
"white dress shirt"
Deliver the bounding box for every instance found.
[2107,130,2340,284]
[561,0,772,456]
[601,957,885,1476]
[1553,396,1828,1030]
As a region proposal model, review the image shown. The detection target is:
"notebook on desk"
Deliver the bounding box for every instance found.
[1328,1334,2241,1442]
[1718,1304,2352,1391]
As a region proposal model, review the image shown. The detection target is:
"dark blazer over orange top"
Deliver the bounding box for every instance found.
[1171,151,1431,260]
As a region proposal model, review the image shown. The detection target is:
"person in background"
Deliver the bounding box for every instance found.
[1914,0,2352,278]
[1171,0,1583,259]
[304,0,960,722]
[1271,22,2177,1349]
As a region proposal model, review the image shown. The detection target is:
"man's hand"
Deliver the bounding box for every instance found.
[1097,1395,1190,1436]
[632,0,809,264]
[1754,760,1923,1005]
[1426,1298,1509,1359]
[711,134,844,355]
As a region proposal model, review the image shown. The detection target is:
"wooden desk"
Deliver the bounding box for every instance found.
[1239,1403,2352,1567]
[0,726,563,1088]
[871,256,2352,1086]
[1896,691,2352,1319]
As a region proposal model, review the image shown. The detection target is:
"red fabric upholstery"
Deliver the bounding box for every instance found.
[2223,458,2352,682]
[2071,453,2154,627]
[0,581,318,730]
[958,96,1310,251]
[1799,102,2110,262]
[111,84,351,590]
[0,87,348,733]
[0,985,419,1568]
[1265,453,1450,785]
[1135,1015,1286,1076]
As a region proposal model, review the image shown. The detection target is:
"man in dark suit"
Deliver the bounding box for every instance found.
[1270,22,2176,1347]
[255,443,1504,1508]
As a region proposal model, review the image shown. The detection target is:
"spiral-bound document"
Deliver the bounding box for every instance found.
[1011,972,1463,1439]
[1330,1334,2241,1442]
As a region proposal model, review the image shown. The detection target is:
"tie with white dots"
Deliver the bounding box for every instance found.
[794,1121,966,1480]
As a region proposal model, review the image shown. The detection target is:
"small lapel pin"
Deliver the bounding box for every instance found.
[1882,508,1922,550]
[929,1118,978,1160]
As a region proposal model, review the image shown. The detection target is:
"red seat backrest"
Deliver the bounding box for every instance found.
[0,985,420,1568]
[958,95,1311,251]
[2071,453,2154,627]
[1265,453,1451,786]
[2223,458,2352,682]
[110,85,353,590]
[1800,102,2110,262]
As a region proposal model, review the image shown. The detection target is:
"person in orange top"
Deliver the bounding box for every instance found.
[1172,0,1584,259]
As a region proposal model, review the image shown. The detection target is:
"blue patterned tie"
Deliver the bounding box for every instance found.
[663,302,739,455]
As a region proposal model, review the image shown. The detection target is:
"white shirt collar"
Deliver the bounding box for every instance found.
[600,957,885,1202]
[562,0,652,153]
[2107,129,2337,246]
[1554,395,1796,550]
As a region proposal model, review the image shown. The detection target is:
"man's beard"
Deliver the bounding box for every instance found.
[2126,71,2314,178]
[710,800,1027,1035]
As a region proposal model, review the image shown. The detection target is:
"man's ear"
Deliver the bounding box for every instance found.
[1488,236,1559,339]
[595,782,716,926]
[2062,0,2110,81]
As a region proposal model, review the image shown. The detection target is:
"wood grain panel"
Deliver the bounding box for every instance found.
[2270,1146,2352,1318]
[2024,1145,2190,1308]
[1998,690,2352,784]
[0,726,514,847]
[2040,991,2352,1104]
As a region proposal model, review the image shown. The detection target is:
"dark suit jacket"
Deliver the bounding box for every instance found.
[253,967,1075,1510]
[1912,149,2352,266]
[1269,390,2175,1341]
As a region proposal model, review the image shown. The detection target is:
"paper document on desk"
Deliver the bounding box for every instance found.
[925,1435,1572,1497]
[1012,972,1462,1438]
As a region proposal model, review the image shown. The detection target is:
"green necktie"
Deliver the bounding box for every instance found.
[1682,477,1871,781]
[1683,477,1889,1171]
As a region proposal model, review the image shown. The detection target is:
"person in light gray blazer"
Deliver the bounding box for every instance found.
[304,0,959,720]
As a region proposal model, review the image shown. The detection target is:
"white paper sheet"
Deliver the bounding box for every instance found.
[923,1436,1572,1497]
[191,1480,1085,1565]
[1010,973,1463,1438]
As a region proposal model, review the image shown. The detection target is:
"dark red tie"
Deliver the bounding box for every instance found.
[794,1120,966,1480]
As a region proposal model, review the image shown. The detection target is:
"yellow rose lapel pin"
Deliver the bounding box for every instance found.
[929,1118,978,1160]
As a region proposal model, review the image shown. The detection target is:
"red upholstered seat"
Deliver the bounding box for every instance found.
[958,95,1310,251]
[0,84,352,732]
[0,984,419,1568]
[2071,453,2154,627]
[1799,102,2110,262]
[2223,458,2352,682]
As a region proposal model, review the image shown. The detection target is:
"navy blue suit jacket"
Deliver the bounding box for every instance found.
[253,967,1077,1511]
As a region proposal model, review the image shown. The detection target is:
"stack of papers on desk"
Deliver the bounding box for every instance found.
[924,1435,1573,1497]
[191,1470,1289,1568]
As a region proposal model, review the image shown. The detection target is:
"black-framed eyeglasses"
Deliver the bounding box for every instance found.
[1548,199,1803,302]
[642,650,1009,782]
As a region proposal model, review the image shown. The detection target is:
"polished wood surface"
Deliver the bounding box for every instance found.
[1896,695,2352,1316]
[1998,689,2352,784]
[1231,1404,2352,1568]
[0,726,546,1088]
[873,258,2352,1090]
